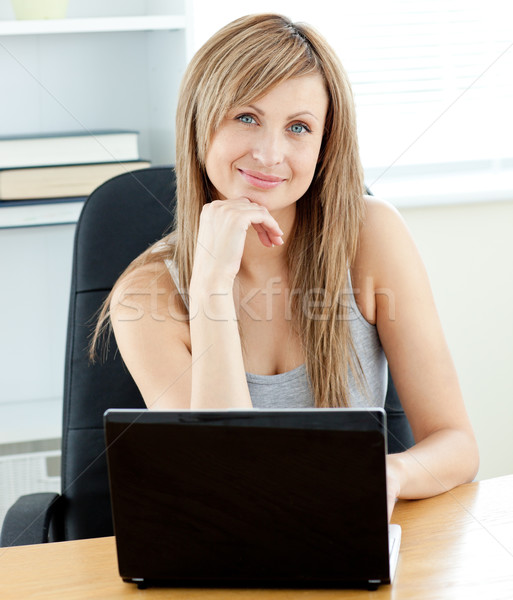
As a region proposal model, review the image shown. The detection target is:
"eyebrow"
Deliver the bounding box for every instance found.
[247,104,320,122]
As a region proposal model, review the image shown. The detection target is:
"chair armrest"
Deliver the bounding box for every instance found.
[1,492,61,547]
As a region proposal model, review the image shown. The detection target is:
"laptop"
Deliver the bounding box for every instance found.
[104,408,401,590]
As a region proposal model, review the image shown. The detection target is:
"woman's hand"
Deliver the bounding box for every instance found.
[192,197,284,284]
[386,454,403,522]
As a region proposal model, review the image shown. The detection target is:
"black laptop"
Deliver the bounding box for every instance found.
[104,408,400,590]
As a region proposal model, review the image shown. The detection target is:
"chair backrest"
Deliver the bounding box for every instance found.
[59,166,413,541]
[60,166,176,540]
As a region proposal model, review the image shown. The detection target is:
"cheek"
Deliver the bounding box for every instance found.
[204,145,220,197]
[205,139,228,186]
[204,134,244,199]
[205,138,222,172]
[207,130,246,167]
[292,146,322,182]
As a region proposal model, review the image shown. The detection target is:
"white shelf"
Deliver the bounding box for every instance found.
[0,200,84,228]
[0,15,186,36]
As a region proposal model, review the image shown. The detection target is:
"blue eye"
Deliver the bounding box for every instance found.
[289,123,310,135]
[238,114,256,125]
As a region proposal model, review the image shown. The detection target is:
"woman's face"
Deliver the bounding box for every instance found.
[205,74,329,212]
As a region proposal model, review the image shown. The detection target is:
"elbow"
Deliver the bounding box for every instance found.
[458,429,479,484]
[465,435,480,483]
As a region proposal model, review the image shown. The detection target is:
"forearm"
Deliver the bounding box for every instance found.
[189,279,252,410]
[389,428,479,500]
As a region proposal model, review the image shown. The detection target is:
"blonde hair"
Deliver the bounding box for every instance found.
[90,13,366,407]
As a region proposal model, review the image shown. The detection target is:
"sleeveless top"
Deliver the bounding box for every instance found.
[163,258,387,409]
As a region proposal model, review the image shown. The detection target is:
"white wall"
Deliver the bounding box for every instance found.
[0,225,74,443]
[399,200,513,480]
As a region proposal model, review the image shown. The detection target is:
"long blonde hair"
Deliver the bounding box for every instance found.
[90,13,366,407]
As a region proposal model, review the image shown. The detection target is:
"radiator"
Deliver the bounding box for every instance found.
[0,448,61,530]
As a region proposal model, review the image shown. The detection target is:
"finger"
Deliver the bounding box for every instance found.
[241,200,283,231]
[252,223,276,247]
[208,198,284,245]
[255,227,273,247]
[250,211,283,240]
[253,223,283,247]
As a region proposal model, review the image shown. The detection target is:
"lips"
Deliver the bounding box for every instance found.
[238,168,286,190]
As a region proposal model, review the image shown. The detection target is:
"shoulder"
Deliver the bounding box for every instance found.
[356,195,420,286]
[351,195,425,323]
[110,259,189,341]
[112,259,172,291]
[110,234,179,304]
[112,260,171,309]
[109,258,193,409]
[361,193,401,225]
[359,195,412,252]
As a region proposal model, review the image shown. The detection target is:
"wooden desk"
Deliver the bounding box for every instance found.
[1,475,512,599]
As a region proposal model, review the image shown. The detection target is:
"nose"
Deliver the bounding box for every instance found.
[251,128,284,167]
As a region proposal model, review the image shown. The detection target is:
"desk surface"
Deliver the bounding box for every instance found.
[1,475,512,599]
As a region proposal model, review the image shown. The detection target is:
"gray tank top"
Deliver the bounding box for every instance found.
[164,258,386,409]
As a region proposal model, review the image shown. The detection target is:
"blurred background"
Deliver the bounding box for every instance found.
[0,0,512,526]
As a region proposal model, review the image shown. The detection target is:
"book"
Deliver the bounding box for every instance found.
[0,161,151,200]
[0,131,140,169]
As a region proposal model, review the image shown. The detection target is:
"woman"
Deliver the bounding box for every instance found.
[90,14,478,518]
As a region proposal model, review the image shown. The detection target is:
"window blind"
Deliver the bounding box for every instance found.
[323,0,513,171]
[190,0,512,175]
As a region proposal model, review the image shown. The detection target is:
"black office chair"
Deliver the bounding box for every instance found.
[0,167,413,547]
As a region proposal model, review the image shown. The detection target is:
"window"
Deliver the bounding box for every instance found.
[191,0,513,190]
[322,0,513,174]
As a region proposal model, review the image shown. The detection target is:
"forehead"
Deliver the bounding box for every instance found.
[234,74,329,117]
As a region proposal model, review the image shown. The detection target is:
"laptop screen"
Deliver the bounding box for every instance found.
[105,409,390,587]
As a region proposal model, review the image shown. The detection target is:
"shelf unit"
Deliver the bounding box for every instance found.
[0,199,85,229]
[0,5,187,445]
[0,15,186,35]
[0,9,186,228]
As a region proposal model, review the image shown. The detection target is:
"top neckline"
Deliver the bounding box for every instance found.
[245,363,306,383]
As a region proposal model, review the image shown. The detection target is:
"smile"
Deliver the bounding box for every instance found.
[238,169,286,190]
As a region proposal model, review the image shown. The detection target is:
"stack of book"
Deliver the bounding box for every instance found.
[0,130,150,204]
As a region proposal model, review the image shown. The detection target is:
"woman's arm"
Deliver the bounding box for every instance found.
[110,261,194,410]
[188,274,252,410]
[188,197,283,409]
[356,197,479,514]
[110,197,283,410]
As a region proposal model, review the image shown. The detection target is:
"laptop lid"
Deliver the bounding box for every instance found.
[104,408,391,589]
